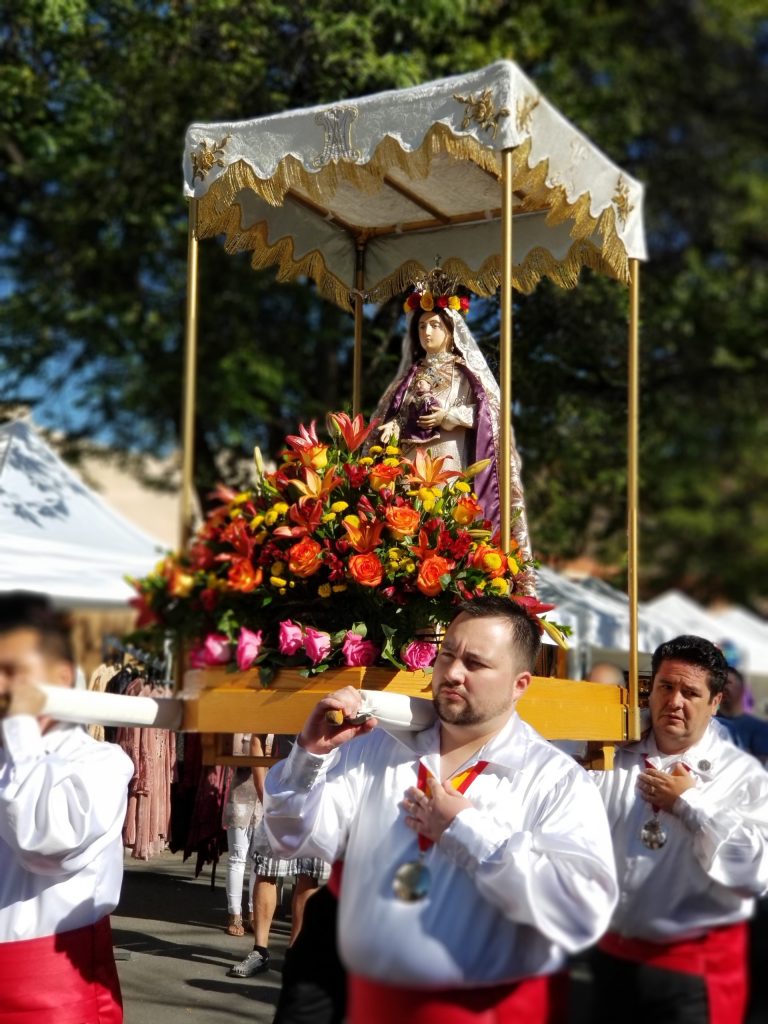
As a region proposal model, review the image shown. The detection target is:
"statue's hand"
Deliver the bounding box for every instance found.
[379,421,397,444]
[417,408,445,429]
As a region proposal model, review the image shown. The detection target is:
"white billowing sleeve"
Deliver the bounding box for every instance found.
[438,765,619,952]
[440,373,475,431]
[674,771,768,896]
[0,716,134,876]
[263,739,364,863]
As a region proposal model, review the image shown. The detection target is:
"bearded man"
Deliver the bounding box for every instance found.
[263,596,617,1024]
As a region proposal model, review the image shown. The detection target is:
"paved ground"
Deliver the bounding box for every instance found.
[114,851,768,1023]
[113,851,288,1024]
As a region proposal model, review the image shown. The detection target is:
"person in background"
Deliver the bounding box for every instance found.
[223,733,262,936]
[717,666,768,765]
[228,734,329,979]
[591,635,768,1024]
[263,596,618,1024]
[0,592,134,1024]
[587,662,625,686]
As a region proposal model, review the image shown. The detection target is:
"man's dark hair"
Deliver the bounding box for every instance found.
[453,596,541,672]
[0,591,75,665]
[651,635,728,699]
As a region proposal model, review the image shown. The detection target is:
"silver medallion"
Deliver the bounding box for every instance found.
[640,816,667,850]
[697,760,711,772]
[392,858,431,902]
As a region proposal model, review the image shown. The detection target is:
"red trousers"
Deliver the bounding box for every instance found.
[599,922,748,1024]
[0,917,123,1024]
[348,971,568,1024]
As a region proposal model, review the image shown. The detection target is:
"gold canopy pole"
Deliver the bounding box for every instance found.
[499,149,514,548]
[627,258,641,741]
[179,198,200,550]
[352,241,366,417]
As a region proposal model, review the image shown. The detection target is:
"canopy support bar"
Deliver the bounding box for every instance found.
[627,258,641,741]
[499,149,514,549]
[352,241,366,416]
[179,198,200,550]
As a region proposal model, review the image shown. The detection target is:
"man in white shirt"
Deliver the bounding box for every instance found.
[0,592,134,1024]
[264,596,618,1024]
[592,634,768,1024]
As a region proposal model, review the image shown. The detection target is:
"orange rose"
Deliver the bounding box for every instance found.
[471,543,507,579]
[288,536,323,578]
[416,555,454,597]
[385,505,421,540]
[452,495,483,525]
[348,552,384,588]
[227,559,263,592]
[369,463,402,491]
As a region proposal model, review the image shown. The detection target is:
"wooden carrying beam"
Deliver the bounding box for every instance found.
[182,667,627,742]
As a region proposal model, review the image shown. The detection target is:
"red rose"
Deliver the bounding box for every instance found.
[459,296,470,312]
[385,505,421,539]
[227,560,263,592]
[348,552,384,587]
[436,295,449,309]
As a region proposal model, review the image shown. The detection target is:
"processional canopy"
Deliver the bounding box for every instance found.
[183,60,646,311]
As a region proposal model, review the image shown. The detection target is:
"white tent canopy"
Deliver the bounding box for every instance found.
[184,60,646,311]
[647,591,768,678]
[0,420,165,606]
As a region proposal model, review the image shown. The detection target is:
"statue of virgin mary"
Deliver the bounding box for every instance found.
[374,278,534,591]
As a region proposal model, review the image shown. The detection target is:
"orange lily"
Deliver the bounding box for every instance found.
[403,449,461,488]
[273,498,324,538]
[327,411,378,453]
[283,420,329,469]
[291,466,345,500]
[343,518,385,553]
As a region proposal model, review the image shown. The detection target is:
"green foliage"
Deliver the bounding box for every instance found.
[1,1,766,605]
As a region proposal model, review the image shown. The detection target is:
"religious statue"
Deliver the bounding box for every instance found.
[374,271,534,589]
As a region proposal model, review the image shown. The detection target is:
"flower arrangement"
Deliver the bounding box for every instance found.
[129,412,555,683]
[403,291,470,315]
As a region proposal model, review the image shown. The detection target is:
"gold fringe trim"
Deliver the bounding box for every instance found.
[194,126,631,308]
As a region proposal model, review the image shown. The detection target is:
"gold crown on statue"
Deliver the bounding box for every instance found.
[403,265,470,316]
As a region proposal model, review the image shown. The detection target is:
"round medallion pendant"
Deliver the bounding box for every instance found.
[392,860,432,902]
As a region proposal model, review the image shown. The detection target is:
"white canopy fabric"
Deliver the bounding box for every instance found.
[184,61,646,310]
[0,420,165,606]
[647,591,768,677]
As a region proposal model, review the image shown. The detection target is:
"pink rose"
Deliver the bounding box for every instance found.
[342,631,380,667]
[236,627,263,671]
[401,640,438,671]
[303,626,332,666]
[189,632,232,668]
[278,619,304,656]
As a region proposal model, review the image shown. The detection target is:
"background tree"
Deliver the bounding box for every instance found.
[1,0,766,605]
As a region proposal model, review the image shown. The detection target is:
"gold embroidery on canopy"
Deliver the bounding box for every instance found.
[191,135,231,182]
[515,95,540,133]
[453,88,510,141]
[312,105,362,168]
[612,175,635,227]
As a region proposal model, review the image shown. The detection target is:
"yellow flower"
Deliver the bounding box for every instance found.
[448,295,460,311]
[250,513,265,527]
[272,560,285,575]
[331,501,349,513]
[383,457,400,467]
[507,555,520,575]
[420,291,434,311]
[288,580,295,588]
[489,577,509,596]
[359,456,374,466]
[388,549,402,562]
[279,587,287,596]
[273,502,289,515]
[476,580,487,591]
[404,561,416,574]
[368,446,383,455]
[264,509,279,526]
[322,512,337,523]
[332,584,347,593]
[385,445,401,456]
[270,576,287,588]
[454,481,471,493]
[318,583,331,598]
[342,514,360,528]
